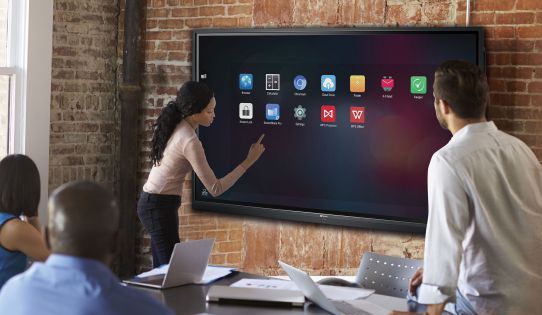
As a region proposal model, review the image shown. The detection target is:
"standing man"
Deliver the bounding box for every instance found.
[0,181,174,315]
[393,60,542,315]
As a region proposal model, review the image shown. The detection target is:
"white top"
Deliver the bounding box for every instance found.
[143,120,245,196]
[419,121,542,314]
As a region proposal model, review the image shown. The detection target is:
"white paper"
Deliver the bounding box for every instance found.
[136,265,235,284]
[136,264,169,278]
[230,278,374,300]
[319,285,374,300]
[198,266,236,284]
[231,278,298,290]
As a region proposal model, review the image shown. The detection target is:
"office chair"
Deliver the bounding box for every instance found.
[354,252,423,298]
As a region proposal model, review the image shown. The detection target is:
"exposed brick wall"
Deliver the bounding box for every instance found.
[131,0,542,275]
[50,0,119,193]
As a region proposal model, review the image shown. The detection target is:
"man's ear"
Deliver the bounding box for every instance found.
[439,99,451,115]
[43,227,52,250]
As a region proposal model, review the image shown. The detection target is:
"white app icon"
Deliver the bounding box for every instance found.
[239,103,253,119]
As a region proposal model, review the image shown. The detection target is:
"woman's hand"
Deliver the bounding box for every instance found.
[242,134,266,170]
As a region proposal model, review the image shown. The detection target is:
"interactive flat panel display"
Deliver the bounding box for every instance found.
[192,28,484,233]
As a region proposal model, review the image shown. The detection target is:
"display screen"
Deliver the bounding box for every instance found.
[192,28,484,232]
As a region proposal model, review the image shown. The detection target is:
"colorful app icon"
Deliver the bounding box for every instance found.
[294,105,307,120]
[410,76,427,94]
[266,103,280,120]
[293,75,307,91]
[350,106,365,123]
[350,75,365,93]
[239,73,253,91]
[320,105,336,123]
[381,76,394,92]
[321,75,336,92]
[239,103,253,119]
[266,74,280,91]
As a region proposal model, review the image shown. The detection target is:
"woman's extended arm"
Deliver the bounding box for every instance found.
[185,134,265,197]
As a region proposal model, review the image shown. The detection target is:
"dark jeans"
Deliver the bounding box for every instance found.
[137,191,181,268]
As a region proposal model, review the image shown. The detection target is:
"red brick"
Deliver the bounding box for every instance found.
[496,12,535,24]
[528,81,542,93]
[506,80,526,92]
[511,53,542,66]
[212,17,238,27]
[470,12,495,25]
[199,5,225,16]
[185,17,212,28]
[171,7,198,17]
[227,4,252,16]
[157,19,184,29]
[518,26,542,39]
[474,0,515,11]
[517,0,542,10]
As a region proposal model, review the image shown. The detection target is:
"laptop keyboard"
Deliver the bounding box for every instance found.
[333,301,372,315]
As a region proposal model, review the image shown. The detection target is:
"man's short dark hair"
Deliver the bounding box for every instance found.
[434,60,489,119]
[0,154,41,217]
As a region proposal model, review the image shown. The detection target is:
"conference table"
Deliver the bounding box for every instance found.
[131,271,420,315]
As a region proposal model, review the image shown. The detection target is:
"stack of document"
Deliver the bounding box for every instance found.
[137,265,236,284]
[230,278,375,300]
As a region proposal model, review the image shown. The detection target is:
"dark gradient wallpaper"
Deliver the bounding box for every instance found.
[194,30,482,224]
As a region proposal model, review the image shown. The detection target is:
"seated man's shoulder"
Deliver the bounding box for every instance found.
[105,283,174,314]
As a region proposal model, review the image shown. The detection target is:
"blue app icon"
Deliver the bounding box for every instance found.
[266,104,280,121]
[239,73,253,90]
[321,75,336,92]
[293,75,307,91]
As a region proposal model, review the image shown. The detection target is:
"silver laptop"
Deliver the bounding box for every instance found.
[279,261,382,315]
[124,239,214,289]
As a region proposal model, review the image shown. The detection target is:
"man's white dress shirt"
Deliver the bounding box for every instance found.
[419,121,542,314]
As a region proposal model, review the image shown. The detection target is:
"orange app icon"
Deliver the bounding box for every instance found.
[350,75,365,93]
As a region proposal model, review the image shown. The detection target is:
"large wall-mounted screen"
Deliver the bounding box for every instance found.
[192,27,484,233]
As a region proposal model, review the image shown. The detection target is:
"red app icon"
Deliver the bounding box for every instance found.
[350,106,365,123]
[321,105,336,123]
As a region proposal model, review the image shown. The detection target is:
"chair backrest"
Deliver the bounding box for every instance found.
[354,252,423,298]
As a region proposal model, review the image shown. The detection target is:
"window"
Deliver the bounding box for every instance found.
[0,0,11,158]
[0,0,53,218]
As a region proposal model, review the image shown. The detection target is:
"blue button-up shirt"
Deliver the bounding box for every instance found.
[0,254,174,315]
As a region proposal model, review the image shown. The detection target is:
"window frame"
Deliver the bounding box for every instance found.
[5,0,53,220]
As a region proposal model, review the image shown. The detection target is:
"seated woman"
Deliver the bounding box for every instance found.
[0,154,50,288]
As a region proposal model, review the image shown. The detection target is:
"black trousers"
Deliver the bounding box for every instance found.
[137,191,181,268]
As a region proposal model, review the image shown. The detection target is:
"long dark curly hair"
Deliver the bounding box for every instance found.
[150,81,214,166]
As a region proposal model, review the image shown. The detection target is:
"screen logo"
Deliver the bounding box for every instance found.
[350,106,365,123]
[381,76,394,92]
[266,103,280,120]
[350,75,365,93]
[294,105,307,120]
[293,75,307,91]
[321,75,336,92]
[320,105,336,123]
[239,73,253,91]
[410,76,427,94]
[239,103,253,119]
[266,74,280,91]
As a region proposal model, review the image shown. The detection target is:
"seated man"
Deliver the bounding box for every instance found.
[392,60,542,315]
[0,181,174,315]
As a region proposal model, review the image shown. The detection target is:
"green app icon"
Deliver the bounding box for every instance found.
[410,76,427,94]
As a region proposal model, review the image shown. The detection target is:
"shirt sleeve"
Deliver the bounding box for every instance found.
[418,154,469,305]
[184,138,246,197]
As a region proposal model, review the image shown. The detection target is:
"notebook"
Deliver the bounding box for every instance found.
[279,261,392,315]
[123,239,214,289]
